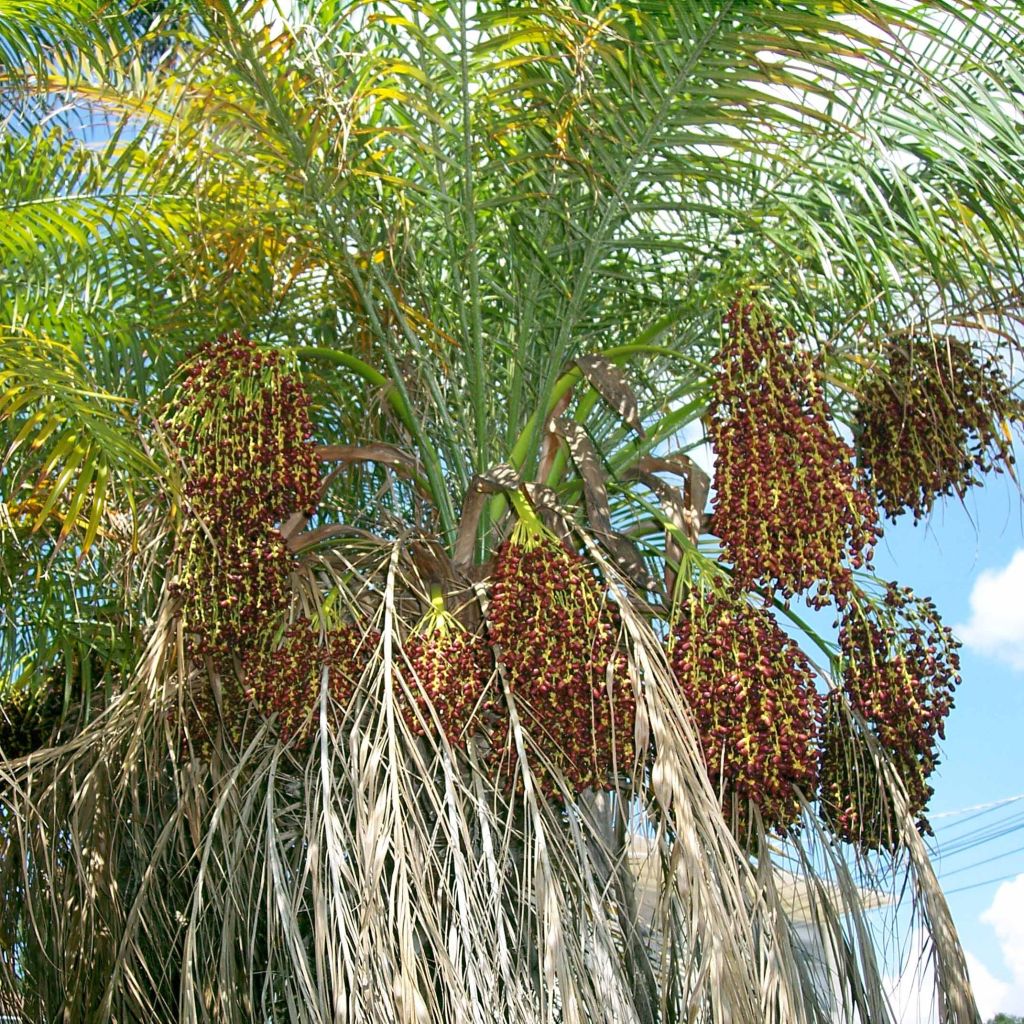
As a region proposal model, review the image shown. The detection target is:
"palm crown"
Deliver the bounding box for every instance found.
[2,2,1023,1021]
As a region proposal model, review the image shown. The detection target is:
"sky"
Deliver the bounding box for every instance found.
[870,446,1024,1022]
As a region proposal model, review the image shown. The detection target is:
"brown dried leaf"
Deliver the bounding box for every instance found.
[538,390,573,482]
[596,530,655,591]
[407,536,454,583]
[479,463,521,490]
[454,464,521,570]
[575,355,645,437]
[624,467,687,594]
[634,453,710,541]
[316,443,422,475]
[553,417,611,535]
[523,482,573,546]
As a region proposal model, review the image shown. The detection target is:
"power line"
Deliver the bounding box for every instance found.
[940,841,1024,880]
[931,807,1024,860]
[924,799,1024,887]
[933,799,1024,844]
[945,869,1024,897]
[932,793,1024,820]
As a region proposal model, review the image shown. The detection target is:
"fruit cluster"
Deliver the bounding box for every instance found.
[488,520,635,797]
[0,671,63,760]
[168,334,320,674]
[400,613,495,749]
[174,530,295,672]
[244,624,379,746]
[170,333,320,528]
[709,301,879,607]
[857,335,1023,522]
[819,585,960,848]
[166,335,323,751]
[818,693,894,850]
[669,584,822,835]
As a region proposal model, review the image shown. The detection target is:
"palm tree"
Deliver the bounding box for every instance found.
[2,1,1023,1021]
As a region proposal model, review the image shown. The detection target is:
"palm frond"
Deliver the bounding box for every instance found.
[3,2,1022,1021]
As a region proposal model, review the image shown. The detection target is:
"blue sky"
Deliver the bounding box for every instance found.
[871,446,1024,1020]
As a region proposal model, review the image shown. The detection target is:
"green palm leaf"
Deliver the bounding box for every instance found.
[3,2,1023,1021]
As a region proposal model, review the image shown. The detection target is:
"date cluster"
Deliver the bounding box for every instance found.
[243,623,378,746]
[400,622,496,749]
[669,585,822,835]
[0,668,63,760]
[857,335,1023,522]
[488,522,636,797]
[819,584,961,849]
[709,302,879,608]
[169,334,320,675]
[167,335,322,749]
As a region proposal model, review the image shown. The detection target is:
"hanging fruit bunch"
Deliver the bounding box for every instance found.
[243,623,379,746]
[0,669,63,760]
[166,333,321,744]
[856,334,1023,522]
[668,583,822,836]
[399,591,495,749]
[819,584,960,849]
[818,694,897,852]
[709,301,879,608]
[488,514,635,797]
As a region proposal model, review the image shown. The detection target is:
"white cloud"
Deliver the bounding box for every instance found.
[980,874,1024,1004]
[965,951,1011,1023]
[957,873,1024,1022]
[955,549,1024,670]
[879,904,1024,1024]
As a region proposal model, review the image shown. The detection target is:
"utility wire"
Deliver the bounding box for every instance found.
[933,800,1024,844]
[929,798,1024,888]
[934,810,1024,859]
[932,793,1024,820]
[945,869,1024,897]
[939,841,1024,880]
